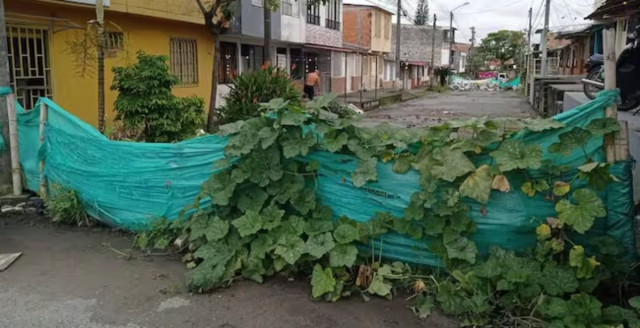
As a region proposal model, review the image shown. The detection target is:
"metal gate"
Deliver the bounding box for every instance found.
[7,25,52,109]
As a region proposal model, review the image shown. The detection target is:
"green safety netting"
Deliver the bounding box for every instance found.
[14,90,636,265]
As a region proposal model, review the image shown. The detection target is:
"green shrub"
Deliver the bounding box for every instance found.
[45,185,92,226]
[111,51,205,142]
[218,66,301,124]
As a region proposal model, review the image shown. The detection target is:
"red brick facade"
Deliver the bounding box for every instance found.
[342,5,371,49]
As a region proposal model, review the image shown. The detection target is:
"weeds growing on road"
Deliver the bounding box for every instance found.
[135,95,640,327]
[45,185,93,226]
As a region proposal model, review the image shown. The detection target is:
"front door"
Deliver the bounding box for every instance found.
[7,25,52,109]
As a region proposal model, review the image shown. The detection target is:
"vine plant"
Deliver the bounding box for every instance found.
[135,95,638,327]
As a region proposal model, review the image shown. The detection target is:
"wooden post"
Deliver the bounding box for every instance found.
[39,102,48,197]
[603,26,617,163]
[6,93,22,195]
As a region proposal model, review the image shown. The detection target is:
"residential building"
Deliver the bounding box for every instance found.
[5,0,214,126]
[303,0,345,93]
[452,43,470,73]
[342,0,393,91]
[586,0,640,56]
[217,0,307,105]
[389,24,448,88]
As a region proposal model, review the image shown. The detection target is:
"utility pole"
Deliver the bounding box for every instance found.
[527,7,532,50]
[430,14,437,87]
[264,6,272,65]
[0,0,13,188]
[395,0,402,87]
[469,26,476,48]
[540,0,551,76]
[449,12,454,67]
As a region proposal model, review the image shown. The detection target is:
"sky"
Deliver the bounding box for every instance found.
[370,0,600,44]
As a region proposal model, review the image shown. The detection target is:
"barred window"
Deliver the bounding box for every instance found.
[170,38,198,86]
[307,2,320,25]
[326,0,340,30]
[105,32,124,50]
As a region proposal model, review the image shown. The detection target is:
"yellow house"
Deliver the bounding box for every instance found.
[5,0,214,127]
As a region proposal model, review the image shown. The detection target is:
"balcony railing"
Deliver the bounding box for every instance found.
[307,14,320,25]
[326,19,340,30]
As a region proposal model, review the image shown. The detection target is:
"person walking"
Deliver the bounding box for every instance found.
[304,69,320,100]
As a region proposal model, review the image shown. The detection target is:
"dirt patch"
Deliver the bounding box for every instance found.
[0,215,457,328]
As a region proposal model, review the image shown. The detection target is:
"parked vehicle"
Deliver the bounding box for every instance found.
[582,25,640,111]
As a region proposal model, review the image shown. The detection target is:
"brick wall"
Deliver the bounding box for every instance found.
[342,6,372,49]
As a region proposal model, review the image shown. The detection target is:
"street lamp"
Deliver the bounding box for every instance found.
[449,2,470,68]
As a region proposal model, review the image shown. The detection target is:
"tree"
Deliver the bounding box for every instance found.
[194,0,236,132]
[477,30,526,70]
[413,0,429,25]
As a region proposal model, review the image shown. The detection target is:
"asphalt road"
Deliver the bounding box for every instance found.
[361,90,535,127]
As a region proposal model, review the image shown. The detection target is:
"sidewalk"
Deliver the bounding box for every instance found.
[338,87,430,110]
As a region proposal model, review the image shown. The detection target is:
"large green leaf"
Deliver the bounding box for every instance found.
[548,127,592,156]
[304,218,334,236]
[274,235,305,264]
[367,273,393,298]
[311,264,336,298]
[261,205,285,230]
[324,131,349,152]
[555,188,606,234]
[523,118,565,131]
[290,189,317,215]
[333,223,360,244]
[578,162,615,190]
[186,260,228,292]
[258,127,279,149]
[329,244,358,267]
[352,158,378,187]
[236,185,269,212]
[280,110,307,126]
[202,171,237,206]
[231,210,263,237]
[392,153,414,174]
[539,297,569,318]
[204,216,230,242]
[586,117,619,136]
[445,236,477,264]
[569,245,600,278]
[490,139,541,171]
[280,129,317,158]
[459,165,493,204]
[305,232,336,258]
[250,234,275,259]
[431,148,475,182]
[412,294,435,319]
[538,265,579,296]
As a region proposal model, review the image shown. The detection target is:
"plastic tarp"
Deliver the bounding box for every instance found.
[15,90,636,265]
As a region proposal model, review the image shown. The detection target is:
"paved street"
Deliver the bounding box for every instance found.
[361,90,535,127]
[0,216,455,328]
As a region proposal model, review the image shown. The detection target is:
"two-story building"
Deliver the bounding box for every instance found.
[5,0,214,126]
[389,24,450,88]
[302,0,345,94]
[341,0,393,91]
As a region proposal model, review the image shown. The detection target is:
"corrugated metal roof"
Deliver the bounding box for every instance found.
[586,0,640,20]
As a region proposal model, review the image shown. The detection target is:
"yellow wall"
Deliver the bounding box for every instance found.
[6,0,214,127]
[371,9,391,54]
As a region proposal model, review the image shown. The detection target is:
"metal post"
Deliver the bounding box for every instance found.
[375,55,378,99]
[431,14,437,87]
[0,0,13,187]
[360,53,364,105]
[7,94,21,195]
[96,0,106,132]
[395,0,401,85]
[540,0,551,77]
[603,26,617,162]
[527,7,532,51]
[344,52,348,101]
[39,102,48,197]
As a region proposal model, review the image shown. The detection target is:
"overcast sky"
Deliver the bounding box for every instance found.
[380,0,599,44]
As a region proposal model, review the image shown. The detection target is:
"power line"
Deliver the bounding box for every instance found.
[453,0,528,15]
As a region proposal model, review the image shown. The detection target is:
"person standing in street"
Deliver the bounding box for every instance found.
[304,69,320,100]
